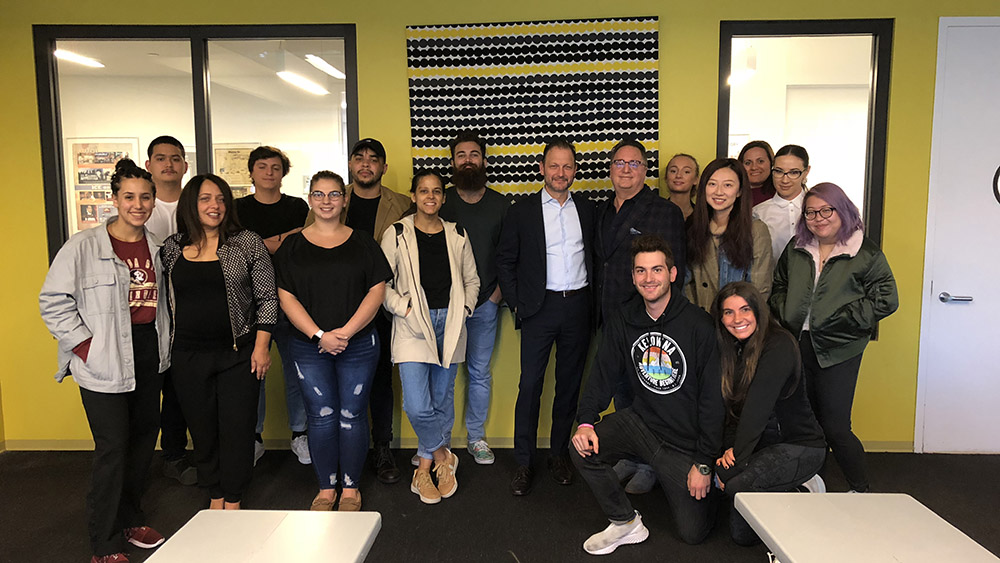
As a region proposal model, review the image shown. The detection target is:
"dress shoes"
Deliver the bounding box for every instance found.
[510,465,534,496]
[548,454,574,485]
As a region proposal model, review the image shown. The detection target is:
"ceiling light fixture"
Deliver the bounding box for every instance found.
[277,71,330,95]
[305,54,346,79]
[54,49,105,68]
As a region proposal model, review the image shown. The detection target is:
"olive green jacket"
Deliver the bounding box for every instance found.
[769,230,898,368]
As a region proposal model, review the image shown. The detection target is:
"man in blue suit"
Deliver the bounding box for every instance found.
[497,138,595,496]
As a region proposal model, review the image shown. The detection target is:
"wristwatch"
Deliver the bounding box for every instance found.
[695,463,712,475]
[311,329,324,344]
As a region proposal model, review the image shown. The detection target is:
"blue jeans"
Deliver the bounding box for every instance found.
[257,317,308,435]
[288,330,378,490]
[400,308,459,459]
[450,299,498,444]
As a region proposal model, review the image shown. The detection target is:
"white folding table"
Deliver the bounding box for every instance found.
[146,510,381,562]
[735,492,998,562]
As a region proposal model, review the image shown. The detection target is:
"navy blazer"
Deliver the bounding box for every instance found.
[496,189,595,324]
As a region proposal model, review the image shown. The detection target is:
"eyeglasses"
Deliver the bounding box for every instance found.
[612,159,645,170]
[804,207,836,221]
[772,168,804,179]
[309,190,344,200]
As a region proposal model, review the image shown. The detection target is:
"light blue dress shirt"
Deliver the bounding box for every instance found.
[541,189,588,291]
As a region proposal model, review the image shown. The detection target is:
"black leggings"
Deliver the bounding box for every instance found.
[800,331,868,491]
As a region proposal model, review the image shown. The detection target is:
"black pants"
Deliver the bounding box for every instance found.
[369,311,394,445]
[800,332,868,491]
[79,323,163,556]
[720,443,826,545]
[570,408,716,545]
[171,343,258,503]
[513,290,591,466]
[159,366,189,461]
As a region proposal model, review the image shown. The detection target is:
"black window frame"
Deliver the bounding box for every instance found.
[716,19,894,246]
[33,24,359,261]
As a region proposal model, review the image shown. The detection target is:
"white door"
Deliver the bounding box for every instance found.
[916,17,1000,453]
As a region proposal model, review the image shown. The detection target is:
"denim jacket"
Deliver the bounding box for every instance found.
[39,218,171,393]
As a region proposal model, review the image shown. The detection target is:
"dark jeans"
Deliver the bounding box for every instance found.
[79,323,162,556]
[289,331,378,490]
[513,290,591,466]
[801,332,867,491]
[370,311,394,445]
[570,408,716,545]
[171,342,258,503]
[159,366,189,460]
[719,443,826,545]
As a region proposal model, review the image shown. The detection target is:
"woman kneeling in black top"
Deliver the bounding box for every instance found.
[711,281,826,546]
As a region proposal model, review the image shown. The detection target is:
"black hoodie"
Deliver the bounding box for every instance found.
[577,292,724,467]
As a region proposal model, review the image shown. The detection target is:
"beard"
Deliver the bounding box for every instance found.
[452,162,488,192]
[352,171,382,190]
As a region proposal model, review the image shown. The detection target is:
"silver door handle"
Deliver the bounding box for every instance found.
[939,292,973,303]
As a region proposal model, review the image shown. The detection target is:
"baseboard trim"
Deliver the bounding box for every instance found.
[863,440,913,452]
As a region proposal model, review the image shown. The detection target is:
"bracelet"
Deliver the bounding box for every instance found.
[578,423,594,429]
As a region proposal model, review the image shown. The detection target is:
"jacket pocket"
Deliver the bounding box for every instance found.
[81,274,118,316]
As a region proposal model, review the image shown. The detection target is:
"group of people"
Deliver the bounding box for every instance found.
[39,132,898,562]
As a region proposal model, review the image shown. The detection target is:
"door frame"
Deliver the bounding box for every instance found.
[914,16,1000,453]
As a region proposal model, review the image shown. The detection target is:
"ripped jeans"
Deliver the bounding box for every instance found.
[288,329,378,491]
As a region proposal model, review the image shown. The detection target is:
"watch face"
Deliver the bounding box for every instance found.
[698,464,711,475]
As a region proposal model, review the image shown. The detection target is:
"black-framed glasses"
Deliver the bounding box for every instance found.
[772,168,804,179]
[804,207,836,221]
[612,159,645,170]
[309,190,344,200]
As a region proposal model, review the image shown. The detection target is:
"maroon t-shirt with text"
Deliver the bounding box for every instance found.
[110,235,158,325]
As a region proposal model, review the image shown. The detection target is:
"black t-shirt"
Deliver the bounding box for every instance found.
[235,194,309,239]
[275,230,393,342]
[415,228,451,309]
[346,193,380,238]
[439,187,508,305]
[171,257,232,350]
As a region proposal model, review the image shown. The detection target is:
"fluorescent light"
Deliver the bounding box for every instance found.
[305,54,346,79]
[54,49,104,68]
[277,71,329,95]
[727,69,756,85]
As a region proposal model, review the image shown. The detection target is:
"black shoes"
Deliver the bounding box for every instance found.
[374,443,401,484]
[510,465,534,496]
[548,454,574,485]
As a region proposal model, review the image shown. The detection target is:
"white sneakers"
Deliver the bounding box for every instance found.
[801,473,826,493]
[291,434,311,465]
[583,512,650,555]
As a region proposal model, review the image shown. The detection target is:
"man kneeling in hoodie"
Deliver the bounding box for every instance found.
[571,234,724,555]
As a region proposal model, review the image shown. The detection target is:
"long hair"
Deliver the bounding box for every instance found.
[176,174,242,247]
[794,182,864,245]
[687,158,754,270]
[738,140,776,197]
[712,282,799,419]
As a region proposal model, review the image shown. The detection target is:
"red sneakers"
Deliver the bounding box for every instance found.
[124,526,165,549]
[91,554,129,563]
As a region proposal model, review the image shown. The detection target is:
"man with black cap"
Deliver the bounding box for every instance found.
[306,138,410,484]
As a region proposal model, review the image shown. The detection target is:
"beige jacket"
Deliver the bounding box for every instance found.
[686,218,773,310]
[380,215,479,366]
[305,183,411,238]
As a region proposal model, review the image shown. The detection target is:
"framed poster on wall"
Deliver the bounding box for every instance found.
[64,137,140,236]
[214,143,259,199]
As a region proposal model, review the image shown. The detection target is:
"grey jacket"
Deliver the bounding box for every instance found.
[39,218,171,393]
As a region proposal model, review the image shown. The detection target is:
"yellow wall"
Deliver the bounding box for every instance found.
[4,0,998,451]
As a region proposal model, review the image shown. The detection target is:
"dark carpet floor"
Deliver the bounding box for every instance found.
[1,449,997,562]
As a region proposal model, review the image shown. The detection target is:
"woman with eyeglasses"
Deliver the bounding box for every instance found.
[381,170,479,505]
[769,183,898,493]
[738,140,776,206]
[664,153,700,220]
[274,171,391,512]
[753,145,810,265]
[711,282,826,546]
[685,158,773,311]
[161,173,278,511]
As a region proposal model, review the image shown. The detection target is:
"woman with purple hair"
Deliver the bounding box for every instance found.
[768,183,897,492]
